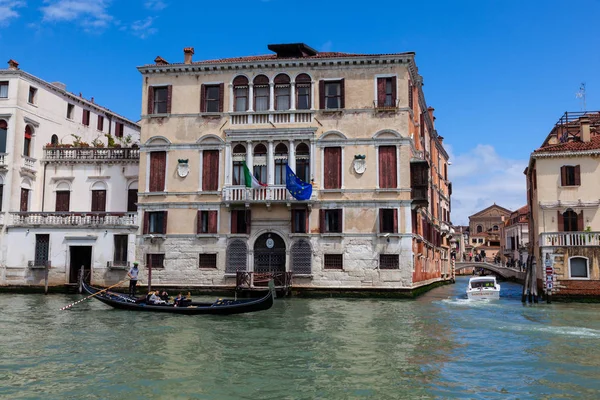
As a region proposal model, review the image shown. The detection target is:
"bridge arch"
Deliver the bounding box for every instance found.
[455,262,524,282]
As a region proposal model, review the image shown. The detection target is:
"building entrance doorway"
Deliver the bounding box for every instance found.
[253,233,286,286]
[69,246,92,284]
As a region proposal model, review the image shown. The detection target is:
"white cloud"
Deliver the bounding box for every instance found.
[129,16,157,39]
[41,0,113,31]
[320,40,333,52]
[144,0,167,11]
[0,0,26,27]
[447,144,528,225]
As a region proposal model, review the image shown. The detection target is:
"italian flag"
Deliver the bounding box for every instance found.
[243,162,267,188]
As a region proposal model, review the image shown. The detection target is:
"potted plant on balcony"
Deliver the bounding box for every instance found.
[92,137,105,148]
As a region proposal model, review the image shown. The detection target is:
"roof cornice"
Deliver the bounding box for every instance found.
[532,149,600,158]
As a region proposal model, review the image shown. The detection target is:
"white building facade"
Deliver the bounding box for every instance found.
[0,60,140,287]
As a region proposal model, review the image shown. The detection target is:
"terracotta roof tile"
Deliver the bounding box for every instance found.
[534,136,600,153]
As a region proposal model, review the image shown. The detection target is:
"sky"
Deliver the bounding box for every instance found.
[1,0,599,224]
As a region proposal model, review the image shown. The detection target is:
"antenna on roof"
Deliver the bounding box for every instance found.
[575,82,586,111]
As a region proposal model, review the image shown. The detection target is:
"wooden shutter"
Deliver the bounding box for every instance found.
[127,189,137,212]
[200,84,206,112]
[231,210,238,233]
[91,190,106,212]
[143,212,150,234]
[319,80,325,109]
[202,150,219,191]
[162,211,168,234]
[305,209,310,234]
[208,210,218,233]
[377,78,386,107]
[339,79,345,109]
[147,86,155,114]
[56,191,70,212]
[379,209,384,233]
[291,210,296,233]
[337,209,343,233]
[557,211,564,232]
[197,210,203,234]
[379,146,397,188]
[324,147,341,189]
[391,76,397,105]
[574,165,581,185]
[560,166,566,186]
[166,85,172,114]
[393,208,398,233]
[149,151,166,192]
[245,209,251,234]
[218,83,224,112]
[411,210,417,233]
[319,209,325,233]
[20,188,28,212]
[578,211,584,231]
[82,110,89,125]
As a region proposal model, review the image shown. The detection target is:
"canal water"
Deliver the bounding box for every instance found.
[2,277,600,399]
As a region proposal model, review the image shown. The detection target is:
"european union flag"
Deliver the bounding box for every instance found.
[286,164,312,200]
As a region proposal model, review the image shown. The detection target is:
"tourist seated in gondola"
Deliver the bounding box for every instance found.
[160,290,169,302]
[174,293,184,307]
[148,291,166,305]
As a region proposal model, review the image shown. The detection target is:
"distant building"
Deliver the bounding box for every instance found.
[526,111,600,298]
[0,60,140,287]
[135,43,452,293]
[500,205,529,268]
[467,204,512,261]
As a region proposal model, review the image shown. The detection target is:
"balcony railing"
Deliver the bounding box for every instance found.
[223,185,302,203]
[11,212,138,227]
[540,231,600,247]
[229,110,314,126]
[22,155,36,170]
[373,99,400,112]
[0,153,7,167]
[43,147,140,161]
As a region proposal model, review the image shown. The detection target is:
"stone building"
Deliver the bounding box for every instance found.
[500,205,529,268]
[0,60,140,287]
[526,111,600,299]
[467,204,512,261]
[135,43,452,293]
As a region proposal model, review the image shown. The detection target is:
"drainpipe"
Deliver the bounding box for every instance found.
[41,161,47,212]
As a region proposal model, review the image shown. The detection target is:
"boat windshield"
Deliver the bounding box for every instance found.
[471,281,496,288]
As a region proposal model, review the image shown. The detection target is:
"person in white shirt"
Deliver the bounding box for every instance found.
[127,262,139,297]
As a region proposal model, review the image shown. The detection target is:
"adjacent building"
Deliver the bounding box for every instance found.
[526,111,600,298]
[0,60,140,287]
[467,204,512,262]
[500,205,529,268]
[135,43,452,293]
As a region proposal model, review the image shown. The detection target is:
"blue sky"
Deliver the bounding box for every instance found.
[1,0,599,223]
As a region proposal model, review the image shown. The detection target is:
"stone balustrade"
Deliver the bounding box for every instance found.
[10,212,138,227]
[222,186,293,203]
[540,231,600,247]
[43,147,140,162]
[229,110,314,125]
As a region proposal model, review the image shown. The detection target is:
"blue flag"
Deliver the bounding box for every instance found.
[286,164,312,200]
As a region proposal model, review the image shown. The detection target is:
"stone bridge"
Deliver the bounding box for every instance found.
[455,262,526,283]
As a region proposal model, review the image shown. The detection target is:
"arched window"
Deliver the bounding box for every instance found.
[291,239,312,274]
[476,225,483,233]
[233,76,249,111]
[569,256,589,278]
[226,239,247,273]
[51,134,59,145]
[127,181,138,212]
[295,73,311,110]
[0,119,7,153]
[91,181,107,212]
[492,225,499,231]
[24,125,33,157]
[253,75,269,111]
[20,178,32,212]
[274,74,290,111]
[274,143,288,185]
[232,144,246,186]
[296,142,310,182]
[562,209,579,232]
[253,143,267,183]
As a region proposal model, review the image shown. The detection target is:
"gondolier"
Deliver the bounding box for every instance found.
[127,262,139,297]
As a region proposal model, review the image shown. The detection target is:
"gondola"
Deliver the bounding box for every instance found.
[81,280,274,315]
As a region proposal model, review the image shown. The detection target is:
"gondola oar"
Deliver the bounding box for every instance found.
[59,279,128,311]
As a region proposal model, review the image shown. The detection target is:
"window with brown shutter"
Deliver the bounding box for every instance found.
[127,189,137,212]
[291,208,308,233]
[202,150,219,191]
[149,151,166,192]
[379,209,398,233]
[320,209,342,233]
[115,122,124,138]
[91,190,106,212]
[408,81,414,111]
[146,253,165,269]
[561,165,580,186]
[82,109,90,126]
[321,80,344,109]
[150,86,169,114]
[378,146,397,188]
[145,211,167,234]
[230,209,250,234]
[561,209,578,232]
[20,188,29,212]
[55,191,70,212]
[323,147,342,189]
[202,84,223,113]
[97,115,104,131]
[197,210,218,234]
[376,77,397,108]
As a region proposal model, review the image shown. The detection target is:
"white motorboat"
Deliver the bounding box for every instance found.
[466,276,500,300]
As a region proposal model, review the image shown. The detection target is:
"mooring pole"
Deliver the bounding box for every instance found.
[531,256,538,303]
[78,266,84,294]
[44,263,49,295]
[522,256,530,303]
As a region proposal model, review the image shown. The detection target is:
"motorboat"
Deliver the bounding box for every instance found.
[466,276,500,300]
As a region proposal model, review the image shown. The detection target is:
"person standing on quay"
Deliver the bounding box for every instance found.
[127,262,139,297]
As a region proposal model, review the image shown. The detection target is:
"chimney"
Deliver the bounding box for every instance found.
[438,135,444,143]
[52,82,67,91]
[91,97,94,104]
[8,59,19,70]
[580,116,591,143]
[154,56,169,66]
[184,47,194,64]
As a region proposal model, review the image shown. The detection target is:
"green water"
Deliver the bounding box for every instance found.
[2,277,600,399]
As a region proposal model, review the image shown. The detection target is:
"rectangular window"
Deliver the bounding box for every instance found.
[55,190,70,212]
[324,81,341,109]
[152,86,169,114]
[23,135,31,157]
[199,254,217,269]
[570,257,588,278]
[324,254,343,270]
[82,109,90,126]
[34,234,50,266]
[97,115,104,131]
[149,151,166,192]
[127,189,137,212]
[275,85,290,110]
[376,77,396,107]
[144,211,168,234]
[115,122,124,138]
[379,209,398,233]
[291,209,308,233]
[561,165,580,186]
[320,209,342,233]
[66,104,74,119]
[408,81,414,111]
[378,146,397,188]
[380,254,399,270]
[296,85,310,110]
[203,84,221,113]
[114,235,128,266]
[197,210,218,234]
[0,81,8,98]
[0,184,3,211]
[323,147,342,189]
[91,190,106,212]
[28,87,37,104]
[146,253,165,269]
[254,86,269,111]
[20,188,29,212]
[231,209,250,234]
[202,150,219,191]
[234,86,248,111]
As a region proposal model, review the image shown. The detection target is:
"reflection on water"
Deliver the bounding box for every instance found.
[1,277,600,399]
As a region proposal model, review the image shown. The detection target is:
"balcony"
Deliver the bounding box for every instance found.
[373,99,400,112]
[10,212,138,228]
[229,110,314,126]
[223,185,313,204]
[22,155,36,172]
[0,153,7,169]
[43,147,140,163]
[540,231,600,247]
